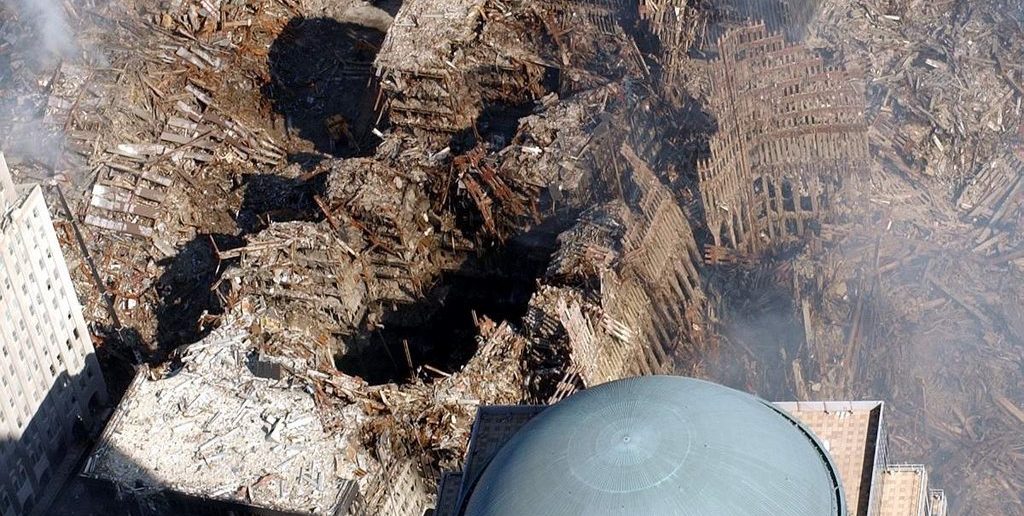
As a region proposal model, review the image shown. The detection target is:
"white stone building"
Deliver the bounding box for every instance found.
[0,153,107,516]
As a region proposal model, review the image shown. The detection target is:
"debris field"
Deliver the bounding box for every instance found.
[1,0,1023,514]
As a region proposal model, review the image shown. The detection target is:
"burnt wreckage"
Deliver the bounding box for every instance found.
[78,0,873,514]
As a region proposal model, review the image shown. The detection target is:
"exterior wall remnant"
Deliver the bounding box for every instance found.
[697,23,869,255]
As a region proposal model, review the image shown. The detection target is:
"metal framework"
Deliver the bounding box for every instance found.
[697,23,869,254]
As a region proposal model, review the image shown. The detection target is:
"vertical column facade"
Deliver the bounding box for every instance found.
[0,153,107,516]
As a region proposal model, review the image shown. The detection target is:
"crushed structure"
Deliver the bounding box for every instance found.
[83,304,529,516]
[4,0,1013,511]
[523,143,706,401]
[83,315,368,515]
[374,0,639,140]
[696,23,869,256]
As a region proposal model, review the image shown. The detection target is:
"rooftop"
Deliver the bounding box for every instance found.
[0,152,40,221]
[877,466,928,516]
[461,376,845,516]
[774,401,884,515]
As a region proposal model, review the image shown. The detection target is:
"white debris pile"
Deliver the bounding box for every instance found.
[84,313,375,515]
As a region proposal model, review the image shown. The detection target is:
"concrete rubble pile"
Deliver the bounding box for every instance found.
[700,2,1024,512]
[85,301,529,515]
[374,0,642,141]
[3,0,1022,513]
[84,308,371,515]
[220,221,369,342]
[0,0,299,349]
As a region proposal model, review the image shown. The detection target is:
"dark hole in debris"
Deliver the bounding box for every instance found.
[247,354,285,380]
[373,0,405,17]
[236,172,327,235]
[265,17,386,157]
[336,241,549,385]
[154,233,244,352]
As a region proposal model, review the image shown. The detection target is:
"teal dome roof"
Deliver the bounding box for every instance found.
[463,376,844,516]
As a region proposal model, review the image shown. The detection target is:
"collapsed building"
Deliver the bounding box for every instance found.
[221,151,450,341]
[82,305,528,516]
[695,23,869,256]
[373,0,640,141]
[85,12,878,510]
[75,12,892,514]
[1,0,1008,507]
[523,143,706,401]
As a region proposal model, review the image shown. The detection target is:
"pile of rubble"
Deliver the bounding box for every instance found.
[4,0,1022,513]
[85,301,529,515]
[375,0,641,141]
[516,140,708,403]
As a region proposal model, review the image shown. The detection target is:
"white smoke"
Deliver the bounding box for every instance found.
[6,0,76,57]
[0,0,81,168]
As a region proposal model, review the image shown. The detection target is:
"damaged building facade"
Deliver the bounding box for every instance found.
[696,23,869,256]
[523,142,706,401]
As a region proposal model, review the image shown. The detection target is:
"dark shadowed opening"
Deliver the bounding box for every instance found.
[154,234,243,353]
[265,17,386,157]
[236,172,327,235]
[336,239,550,385]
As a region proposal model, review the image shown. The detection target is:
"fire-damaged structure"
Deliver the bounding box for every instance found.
[523,143,706,401]
[374,0,639,140]
[696,23,869,255]
[7,0,981,508]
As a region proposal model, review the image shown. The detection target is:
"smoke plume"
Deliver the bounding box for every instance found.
[6,0,76,57]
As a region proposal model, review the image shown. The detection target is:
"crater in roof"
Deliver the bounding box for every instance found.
[463,376,845,516]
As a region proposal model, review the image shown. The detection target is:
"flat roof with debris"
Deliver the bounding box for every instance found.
[82,316,369,515]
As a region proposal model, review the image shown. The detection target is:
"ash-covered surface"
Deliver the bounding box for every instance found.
[0,0,1022,514]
